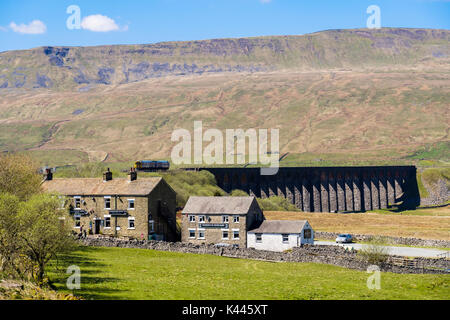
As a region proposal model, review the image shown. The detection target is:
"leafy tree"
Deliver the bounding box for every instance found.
[0,193,25,279]
[16,193,74,285]
[0,153,42,201]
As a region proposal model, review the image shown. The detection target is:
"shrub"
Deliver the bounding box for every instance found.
[358,236,390,265]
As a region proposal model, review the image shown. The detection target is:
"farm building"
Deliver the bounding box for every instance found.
[247,220,314,252]
[42,168,178,241]
[181,196,264,247]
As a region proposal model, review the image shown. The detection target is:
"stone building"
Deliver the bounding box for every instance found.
[42,168,178,241]
[181,196,264,247]
[247,220,314,252]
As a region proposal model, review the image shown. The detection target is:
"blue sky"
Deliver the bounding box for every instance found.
[0,0,448,52]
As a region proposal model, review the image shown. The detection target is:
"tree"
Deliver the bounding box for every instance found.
[0,193,24,279]
[17,193,74,285]
[0,153,42,201]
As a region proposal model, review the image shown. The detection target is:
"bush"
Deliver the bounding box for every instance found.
[358,236,390,265]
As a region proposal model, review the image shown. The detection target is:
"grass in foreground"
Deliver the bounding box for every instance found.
[48,246,449,300]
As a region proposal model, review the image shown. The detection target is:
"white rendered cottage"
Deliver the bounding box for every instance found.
[247,220,314,252]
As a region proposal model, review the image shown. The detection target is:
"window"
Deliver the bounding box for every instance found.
[189,215,195,223]
[74,216,81,228]
[222,215,229,223]
[233,215,239,223]
[189,229,196,239]
[104,215,111,229]
[104,197,111,209]
[304,229,312,239]
[128,217,135,229]
[199,215,205,223]
[149,220,154,233]
[222,230,229,240]
[282,234,289,243]
[255,233,262,243]
[128,199,135,210]
[233,230,240,240]
[198,229,205,239]
[74,197,81,209]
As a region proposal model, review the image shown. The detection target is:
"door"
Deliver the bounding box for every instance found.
[95,220,101,234]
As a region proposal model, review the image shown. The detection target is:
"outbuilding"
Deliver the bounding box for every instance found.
[247,220,314,252]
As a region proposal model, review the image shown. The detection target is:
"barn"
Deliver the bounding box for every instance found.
[247,220,314,252]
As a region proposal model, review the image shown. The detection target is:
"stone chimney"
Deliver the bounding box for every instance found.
[103,168,112,182]
[128,167,137,182]
[43,168,53,181]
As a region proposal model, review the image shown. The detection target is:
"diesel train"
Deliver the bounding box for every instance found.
[134,160,170,171]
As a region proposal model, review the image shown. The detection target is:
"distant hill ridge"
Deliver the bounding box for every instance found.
[0,28,448,90]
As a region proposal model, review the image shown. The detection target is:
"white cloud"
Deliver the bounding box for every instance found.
[81,14,119,32]
[260,0,272,3]
[9,20,46,34]
[0,26,8,32]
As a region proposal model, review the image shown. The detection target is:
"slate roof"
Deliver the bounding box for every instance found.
[248,220,308,234]
[182,196,258,215]
[42,177,162,196]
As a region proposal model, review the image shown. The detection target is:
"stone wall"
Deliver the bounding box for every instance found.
[315,231,450,248]
[79,237,449,274]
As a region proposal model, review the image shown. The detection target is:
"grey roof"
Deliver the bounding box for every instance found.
[182,196,258,215]
[248,220,308,234]
[42,177,162,196]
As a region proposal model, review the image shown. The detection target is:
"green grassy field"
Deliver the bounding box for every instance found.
[48,246,449,300]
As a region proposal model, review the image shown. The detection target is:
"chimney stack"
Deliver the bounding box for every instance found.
[43,168,53,181]
[103,168,112,182]
[128,167,137,182]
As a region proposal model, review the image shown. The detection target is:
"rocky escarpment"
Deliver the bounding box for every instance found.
[0,28,448,91]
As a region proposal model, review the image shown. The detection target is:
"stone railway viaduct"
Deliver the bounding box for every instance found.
[193,166,420,212]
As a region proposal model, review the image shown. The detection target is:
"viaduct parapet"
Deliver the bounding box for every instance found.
[193,166,420,213]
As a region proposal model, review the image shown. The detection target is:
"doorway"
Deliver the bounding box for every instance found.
[94,219,101,234]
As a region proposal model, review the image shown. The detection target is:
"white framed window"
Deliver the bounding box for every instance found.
[222,230,229,240]
[233,215,239,223]
[222,215,229,223]
[104,196,111,210]
[128,199,135,210]
[149,220,154,233]
[282,234,289,243]
[232,229,240,240]
[198,229,205,240]
[104,215,111,229]
[128,217,135,229]
[74,196,81,209]
[255,233,262,243]
[189,215,195,223]
[199,215,205,223]
[74,215,81,228]
[189,229,196,239]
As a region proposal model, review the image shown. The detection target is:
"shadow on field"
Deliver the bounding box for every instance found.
[49,246,124,300]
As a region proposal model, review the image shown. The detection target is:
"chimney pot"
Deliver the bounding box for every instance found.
[103,168,113,182]
[44,168,53,181]
[128,167,137,182]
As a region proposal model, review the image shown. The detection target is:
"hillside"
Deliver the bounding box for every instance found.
[0,28,449,166]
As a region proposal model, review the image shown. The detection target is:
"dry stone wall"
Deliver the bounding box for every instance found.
[79,237,449,274]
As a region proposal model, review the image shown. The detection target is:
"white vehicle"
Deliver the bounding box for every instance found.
[336,234,353,243]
